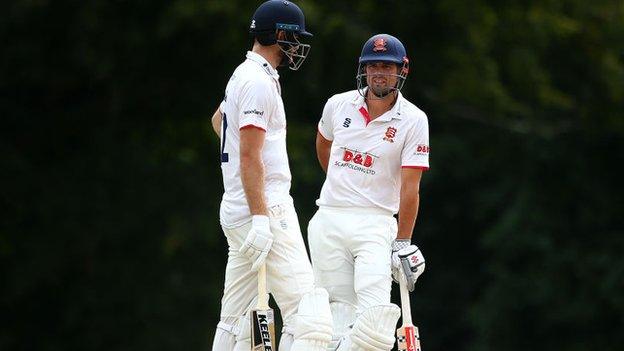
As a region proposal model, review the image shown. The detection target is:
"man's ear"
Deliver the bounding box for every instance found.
[276,30,286,41]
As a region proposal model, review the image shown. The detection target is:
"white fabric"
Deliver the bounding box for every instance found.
[211,315,252,351]
[329,302,357,350]
[290,288,333,350]
[239,215,274,271]
[219,51,293,228]
[316,90,429,214]
[233,314,251,351]
[279,332,294,351]
[344,304,401,351]
[217,202,315,337]
[308,207,396,316]
[211,320,237,351]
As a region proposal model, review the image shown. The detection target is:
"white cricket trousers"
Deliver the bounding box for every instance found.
[308,206,397,314]
[218,202,315,332]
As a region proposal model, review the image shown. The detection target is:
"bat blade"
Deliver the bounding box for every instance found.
[396,324,420,351]
[251,264,276,350]
[397,271,421,351]
[251,308,276,350]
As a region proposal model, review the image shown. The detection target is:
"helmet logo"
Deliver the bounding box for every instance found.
[250,19,256,29]
[283,0,290,5]
[373,38,387,52]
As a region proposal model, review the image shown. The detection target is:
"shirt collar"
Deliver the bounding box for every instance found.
[351,89,404,121]
[246,51,279,79]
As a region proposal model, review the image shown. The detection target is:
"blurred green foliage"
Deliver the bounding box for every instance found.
[1,0,623,350]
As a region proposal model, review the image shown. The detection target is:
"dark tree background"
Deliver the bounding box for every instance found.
[2,0,623,350]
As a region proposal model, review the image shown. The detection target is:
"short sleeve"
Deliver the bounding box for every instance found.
[401,114,430,170]
[318,97,336,141]
[239,79,273,131]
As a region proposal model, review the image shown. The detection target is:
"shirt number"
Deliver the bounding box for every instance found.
[221,113,229,163]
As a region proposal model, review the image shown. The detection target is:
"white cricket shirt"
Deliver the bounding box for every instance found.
[218,51,293,228]
[316,90,430,214]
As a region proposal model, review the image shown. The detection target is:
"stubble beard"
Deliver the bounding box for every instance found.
[370,84,392,98]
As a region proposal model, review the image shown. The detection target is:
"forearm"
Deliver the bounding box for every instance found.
[241,155,268,216]
[397,188,419,240]
[211,108,222,136]
[318,149,330,173]
[316,132,332,173]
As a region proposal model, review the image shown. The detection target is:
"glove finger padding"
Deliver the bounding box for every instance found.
[238,229,273,271]
[391,239,411,284]
[398,246,425,292]
[391,239,410,268]
[391,265,401,284]
[239,215,274,271]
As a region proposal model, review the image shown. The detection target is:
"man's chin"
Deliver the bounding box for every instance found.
[371,88,391,98]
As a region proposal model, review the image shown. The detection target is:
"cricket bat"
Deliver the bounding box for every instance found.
[396,275,421,351]
[251,263,276,351]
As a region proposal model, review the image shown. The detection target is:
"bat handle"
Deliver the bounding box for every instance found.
[257,263,269,309]
[399,275,413,326]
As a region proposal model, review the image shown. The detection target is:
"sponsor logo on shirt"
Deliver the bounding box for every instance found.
[383,126,397,143]
[334,147,378,175]
[415,144,430,156]
[243,109,264,116]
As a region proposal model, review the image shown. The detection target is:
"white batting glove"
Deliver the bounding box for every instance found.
[398,246,425,291]
[239,215,274,271]
[391,240,425,291]
[391,239,410,282]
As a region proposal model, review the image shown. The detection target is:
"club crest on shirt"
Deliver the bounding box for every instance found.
[383,127,397,143]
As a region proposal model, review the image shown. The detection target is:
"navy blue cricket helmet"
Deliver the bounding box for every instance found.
[249,0,312,70]
[250,0,312,38]
[357,34,410,97]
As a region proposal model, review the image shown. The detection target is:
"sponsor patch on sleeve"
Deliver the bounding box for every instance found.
[243,109,264,116]
[414,144,430,156]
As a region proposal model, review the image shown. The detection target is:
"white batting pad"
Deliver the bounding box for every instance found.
[328,302,356,349]
[348,304,401,351]
[232,313,251,351]
[291,288,333,350]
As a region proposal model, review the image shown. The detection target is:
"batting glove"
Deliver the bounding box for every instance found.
[239,215,274,271]
[391,239,410,282]
[391,240,425,291]
[398,246,425,291]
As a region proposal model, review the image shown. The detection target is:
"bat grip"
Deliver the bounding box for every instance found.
[399,275,413,325]
[257,263,269,309]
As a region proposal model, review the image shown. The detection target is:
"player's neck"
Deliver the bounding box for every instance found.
[365,92,397,120]
[252,42,281,69]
